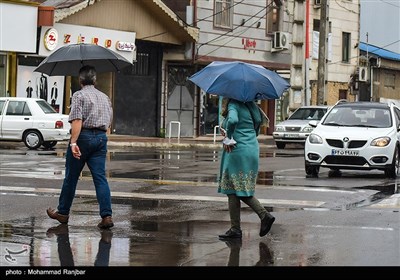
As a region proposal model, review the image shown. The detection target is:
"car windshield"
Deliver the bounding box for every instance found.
[322,106,392,128]
[36,100,57,114]
[289,108,327,120]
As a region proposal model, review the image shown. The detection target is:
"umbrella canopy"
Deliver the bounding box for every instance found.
[34,43,133,76]
[189,61,290,102]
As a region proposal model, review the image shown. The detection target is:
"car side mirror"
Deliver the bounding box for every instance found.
[309,120,319,128]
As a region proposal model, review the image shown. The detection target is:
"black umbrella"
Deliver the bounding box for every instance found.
[34,43,133,76]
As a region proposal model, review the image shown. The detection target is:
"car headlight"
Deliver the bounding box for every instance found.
[302,126,314,133]
[308,133,323,144]
[371,136,391,147]
[275,126,284,132]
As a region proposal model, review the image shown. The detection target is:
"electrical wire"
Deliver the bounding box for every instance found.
[327,39,400,66]
[379,0,400,8]
[196,0,246,24]
[138,0,245,41]
[196,2,275,58]
[334,0,358,14]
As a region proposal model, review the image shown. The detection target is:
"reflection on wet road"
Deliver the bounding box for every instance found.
[1,195,399,266]
[0,146,399,267]
[1,147,398,209]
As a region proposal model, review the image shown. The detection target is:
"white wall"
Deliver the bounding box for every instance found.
[309,0,360,82]
[195,0,291,64]
[0,2,37,53]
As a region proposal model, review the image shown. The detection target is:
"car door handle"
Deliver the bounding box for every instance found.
[24,118,30,120]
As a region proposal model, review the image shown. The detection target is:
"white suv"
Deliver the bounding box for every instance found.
[0,97,70,149]
[305,100,400,178]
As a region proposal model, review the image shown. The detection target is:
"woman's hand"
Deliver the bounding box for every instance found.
[220,127,227,137]
[223,144,235,153]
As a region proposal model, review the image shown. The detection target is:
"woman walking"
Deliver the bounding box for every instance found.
[218,98,275,239]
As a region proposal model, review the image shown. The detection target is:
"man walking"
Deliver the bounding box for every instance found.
[47,65,114,229]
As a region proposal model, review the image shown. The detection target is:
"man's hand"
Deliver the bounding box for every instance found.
[71,145,81,159]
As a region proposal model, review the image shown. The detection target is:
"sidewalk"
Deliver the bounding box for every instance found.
[106,134,275,149]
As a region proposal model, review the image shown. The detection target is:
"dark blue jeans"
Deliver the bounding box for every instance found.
[57,130,112,218]
[94,240,111,266]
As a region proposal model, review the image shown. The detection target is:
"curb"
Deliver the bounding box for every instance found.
[107,141,221,149]
[57,141,275,150]
[106,141,276,150]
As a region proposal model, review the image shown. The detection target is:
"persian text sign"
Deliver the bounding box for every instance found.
[39,23,136,62]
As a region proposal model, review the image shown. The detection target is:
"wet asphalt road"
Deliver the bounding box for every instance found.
[0,141,399,275]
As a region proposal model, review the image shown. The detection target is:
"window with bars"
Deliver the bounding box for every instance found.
[131,53,150,76]
[214,0,233,29]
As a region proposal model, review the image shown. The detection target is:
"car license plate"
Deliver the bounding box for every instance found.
[284,133,299,138]
[331,149,359,156]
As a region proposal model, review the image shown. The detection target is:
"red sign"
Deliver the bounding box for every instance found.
[242,38,257,53]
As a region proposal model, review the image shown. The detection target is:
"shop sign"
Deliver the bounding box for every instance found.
[44,28,58,51]
[39,23,136,62]
[116,41,135,52]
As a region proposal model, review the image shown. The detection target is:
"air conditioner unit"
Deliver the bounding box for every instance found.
[272,31,290,50]
[358,67,368,82]
[314,0,321,8]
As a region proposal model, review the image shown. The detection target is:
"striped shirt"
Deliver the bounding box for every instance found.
[69,85,113,131]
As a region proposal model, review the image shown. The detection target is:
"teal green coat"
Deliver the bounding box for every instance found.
[218,100,262,197]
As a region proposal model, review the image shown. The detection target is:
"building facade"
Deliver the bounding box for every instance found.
[290,0,360,112]
[358,42,400,104]
[14,0,198,138]
[9,1,392,138]
[358,1,400,105]
[188,0,292,135]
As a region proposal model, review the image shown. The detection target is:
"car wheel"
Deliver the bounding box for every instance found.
[305,161,319,177]
[23,130,43,150]
[385,146,399,178]
[276,142,286,149]
[42,141,57,149]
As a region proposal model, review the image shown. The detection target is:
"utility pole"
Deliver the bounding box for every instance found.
[317,0,328,105]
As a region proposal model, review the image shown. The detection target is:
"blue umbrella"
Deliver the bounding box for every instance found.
[189,61,290,102]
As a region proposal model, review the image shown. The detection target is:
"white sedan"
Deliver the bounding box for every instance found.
[273,105,328,149]
[0,97,71,149]
[305,100,400,178]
